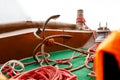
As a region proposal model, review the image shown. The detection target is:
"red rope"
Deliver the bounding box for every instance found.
[1,66,20,78]
[76,17,97,40]
[76,17,86,23]
[12,65,77,80]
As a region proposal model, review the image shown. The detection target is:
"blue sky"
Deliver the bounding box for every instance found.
[0,0,120,30]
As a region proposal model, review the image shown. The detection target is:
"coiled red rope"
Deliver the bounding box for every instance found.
[12,65,77,80]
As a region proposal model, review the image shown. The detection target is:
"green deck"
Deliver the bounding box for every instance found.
[20,48,95,80]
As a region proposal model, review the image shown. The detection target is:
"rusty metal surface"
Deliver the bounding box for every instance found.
[0,29,93,64]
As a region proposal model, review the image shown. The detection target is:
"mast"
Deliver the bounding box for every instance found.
[76,9,85,30]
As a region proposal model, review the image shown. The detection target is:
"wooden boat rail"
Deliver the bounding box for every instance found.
[0,21,94,64]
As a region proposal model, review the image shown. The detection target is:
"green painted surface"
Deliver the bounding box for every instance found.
[21,49,95,80]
